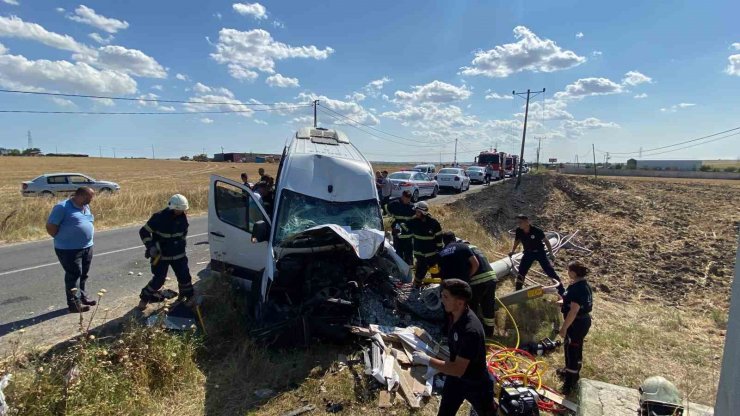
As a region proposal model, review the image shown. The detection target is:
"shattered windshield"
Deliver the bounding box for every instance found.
[273,189,382,245]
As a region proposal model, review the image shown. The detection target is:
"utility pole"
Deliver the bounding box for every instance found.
[221,146,224,155]
[99,145,102,158]
[639,147,643,159]
[592,143,597,179]
[453,138,458,166]
[151,144,155,160]
[313,100,320,128]
[113,147,116,158]
[513,88,546,188]
[27,130,32,150]
[575,154,579,168]
[535,136,542,169]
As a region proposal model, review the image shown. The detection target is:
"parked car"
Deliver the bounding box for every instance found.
[388,171,438,201]
[21,173,120,197]
[435,168,470,193]
[466,166,486,184]
[412,164,436,180]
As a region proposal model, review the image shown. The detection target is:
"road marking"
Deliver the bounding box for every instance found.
[0,232,208,277]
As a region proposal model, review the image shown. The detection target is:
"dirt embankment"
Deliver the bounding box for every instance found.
[452,173,740,307]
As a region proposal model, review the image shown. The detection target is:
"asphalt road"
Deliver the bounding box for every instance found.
[0,182,488,338]
[0,216,211,335]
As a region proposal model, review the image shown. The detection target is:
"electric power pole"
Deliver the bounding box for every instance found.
[513,88,546,188]
[99,145,102,158]
[592,143,597,179]
[27,130,32,150]
[639,147,643,159]
[454,138,458,166]
[576,154,579,168]
[536,136,542,169]
[313,100,320,128]
[113,147,116,158]
[151,144,155,160]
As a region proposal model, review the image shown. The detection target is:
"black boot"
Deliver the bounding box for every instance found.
[68,303,91,313]
[80,296,97,306]
[562,372,579,395]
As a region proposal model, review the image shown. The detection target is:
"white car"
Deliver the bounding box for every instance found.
[466,166,486,184]
[21,173,120,197]
[412,164,436,180]
[435,168,470,193]
[388,171,438,201]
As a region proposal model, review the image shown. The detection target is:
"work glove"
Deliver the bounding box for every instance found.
[148,246,159,258]
[412,351,431,366]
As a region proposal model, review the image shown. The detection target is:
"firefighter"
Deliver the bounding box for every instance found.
[386,190,415,265]
[557,261,593,394]
[137,194,194,310]
[407,201,443,288]
[412,279,495,416]
[509,214,564,295]
[438,231,497,337]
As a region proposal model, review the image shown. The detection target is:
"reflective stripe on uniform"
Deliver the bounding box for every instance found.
[482,317,496,326]
[470,270,497,285]
[414,251,438,258]
[160,253,187,261]
[141,237,152,244]
[397,234,413,239]
[393,215,413,221]
[414,234,436,240]
[154,230,186,238]
[144,224,154,233]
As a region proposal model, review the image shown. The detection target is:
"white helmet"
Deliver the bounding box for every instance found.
[414,201,430,215]
[168,194,189,211]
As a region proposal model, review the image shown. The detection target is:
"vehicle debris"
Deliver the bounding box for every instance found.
[0,374,11,416]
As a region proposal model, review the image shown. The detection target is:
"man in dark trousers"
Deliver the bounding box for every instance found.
[509,214,564,295]
[138,194,194,310]
[46,187,97,313]
[407,201,443,288]
[386,190,415,265]
[412,279,495,416]
[438,231,497,337]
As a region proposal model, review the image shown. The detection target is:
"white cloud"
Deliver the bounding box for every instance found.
[151,84,163,91]
[265,73,299,88]
[227,64,258,81]
[575,32,584,39]
[554,77,624,100]
[731,42,740,51]
[726,54,740,76]
[254,119,268,125]
[291,115,314,125]
[50,97,75,107]
[55,7,65,13]
[200,117,214,124]
[298,92,378,125]
[0,15,93,54]
[214,13,222,20]
[67,5,129,34]
[562,117,619,136]
[381,104,480,130]
[363,76,391,97]
[460,26,586,78]
[393,80,472,104]
[522,99,574,121]
[88,32,113,45]
[232,2,267,20]
[211,28,334,79]
[136,92,176,112]
[484,91,513,100]
[660,103,696,113]
[634,93,648,99]
[91,97,114,106]
[186,83,253,118]
[2,0,19,6]
[272,20,285,29]
[78,45,167,78]
[592,50,603,57]
[175,73,189,81]
[345,92,366,102]
[0,52,137,95]
[622,70,652,86]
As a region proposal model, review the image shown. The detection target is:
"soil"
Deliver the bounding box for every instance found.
[451,173,740,307]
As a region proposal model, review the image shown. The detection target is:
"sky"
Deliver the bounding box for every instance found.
[0,0,738,163]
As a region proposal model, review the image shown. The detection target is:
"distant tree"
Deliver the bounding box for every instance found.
[723,167,737,173]
[615,163,623,170]
[192,154,209,162]
[3,148,22,156]
[180,156,190,161]
[699,165,712,172]
[21,147,42,156]
[626,159,637,169]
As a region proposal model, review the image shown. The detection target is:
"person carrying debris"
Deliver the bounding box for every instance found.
[557,261,593,394]
[438,231,497,337]
[407,201,443,288]
[386,190,415,265]
[509,214,564,295]
[137,194,194,310]
[484,163,494,185]
[46,187,97,313]
[412,279,495,416]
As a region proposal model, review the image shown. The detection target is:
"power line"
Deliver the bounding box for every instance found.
[0,105,311,115]
[597,126,740,155]
[317,103,449,145]
[639,131,740,157]
[0,88,293,107]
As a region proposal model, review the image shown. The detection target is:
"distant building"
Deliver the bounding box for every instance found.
[634,160,701,171]
[0,148,10,155]
[213,152,281,163]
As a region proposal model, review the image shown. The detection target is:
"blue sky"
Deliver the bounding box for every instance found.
[0,0,737,162]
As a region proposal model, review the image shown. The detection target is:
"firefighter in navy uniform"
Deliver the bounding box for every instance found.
[407,201,443,288]
[557,261,593,394]
[412,279,495,416]
[509,213,565,295]
[137,194,194,310]
[386,190,415,265]
[438,231,497,337]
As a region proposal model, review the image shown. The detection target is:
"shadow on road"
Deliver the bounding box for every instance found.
[0,308,69,337]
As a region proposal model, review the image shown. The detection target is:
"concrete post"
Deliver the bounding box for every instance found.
[715,236,740,415]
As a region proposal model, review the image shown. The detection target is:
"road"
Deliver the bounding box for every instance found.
[0,182,487,345]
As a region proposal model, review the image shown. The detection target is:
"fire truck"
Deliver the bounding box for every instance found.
[474,150,505,180]
[504,155,519,177]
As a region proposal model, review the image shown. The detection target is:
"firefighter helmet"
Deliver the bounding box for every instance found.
[167,194,189,211]
[639,376,683,416]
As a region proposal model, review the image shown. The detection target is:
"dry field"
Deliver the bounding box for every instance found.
[0,157,408,244]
